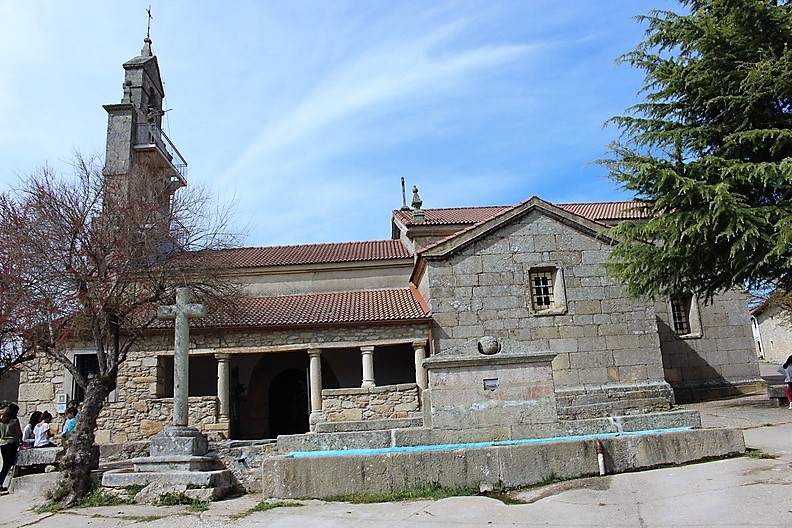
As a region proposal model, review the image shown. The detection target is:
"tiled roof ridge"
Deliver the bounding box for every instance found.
[399,200,642,213]
[393,204,510,214]
[211,239,403,253]
[557,200,643,206]
[248,287,410,301]
[194,239,412,269]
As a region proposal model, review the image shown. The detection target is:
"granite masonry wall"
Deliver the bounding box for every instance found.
[17,322,429,443]
[321,383,421,422]
[420,210,674,419]
[656,289,764,402]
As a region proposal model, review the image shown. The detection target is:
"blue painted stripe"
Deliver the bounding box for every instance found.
[285,427,693,458]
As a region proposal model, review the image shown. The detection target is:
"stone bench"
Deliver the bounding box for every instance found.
[13,447,64,476]
[768,384,788,406]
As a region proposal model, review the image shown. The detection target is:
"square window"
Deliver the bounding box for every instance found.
[530,269,555,311]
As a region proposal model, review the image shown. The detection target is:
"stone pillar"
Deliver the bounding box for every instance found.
[308,348,323,423]
[156,287,207,428]
[215,353,231,421]
[153,287,208,457]
[361,345,375,387]
[413,341,428,390]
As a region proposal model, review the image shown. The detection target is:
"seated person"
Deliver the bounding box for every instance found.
[33,411,57,448]
[22,410,42,448]
[61,408,77,441]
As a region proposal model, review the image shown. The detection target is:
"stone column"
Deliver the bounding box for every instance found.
[361,345,375,387]
[308,348,323,423]
[156,287,207,428]
[413,341,428,390]
[215,353,231,421]
[153,287,209,458]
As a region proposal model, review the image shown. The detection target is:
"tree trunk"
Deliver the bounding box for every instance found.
[57,375,114,506]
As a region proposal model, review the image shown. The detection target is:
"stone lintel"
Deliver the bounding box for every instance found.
[424,349,558,369]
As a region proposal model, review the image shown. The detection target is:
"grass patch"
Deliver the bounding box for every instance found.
[233,500,303,519]
[128,516,163,523]
[124,484,145,495]
[483,489,526,505]
[326,483,478,504]
[744,448,776,459]
[154,492,210,512]
[78,488,135,507]
[35,502,66,514]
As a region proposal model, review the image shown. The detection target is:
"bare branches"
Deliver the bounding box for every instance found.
[0,153,240,391]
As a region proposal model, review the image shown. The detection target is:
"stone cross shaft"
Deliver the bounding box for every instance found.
[157,287,207,427]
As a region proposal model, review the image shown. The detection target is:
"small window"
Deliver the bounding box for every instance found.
[669,295,702,337]
[530,269,555,310]
[527,266,566,315]
[670,297,691,334]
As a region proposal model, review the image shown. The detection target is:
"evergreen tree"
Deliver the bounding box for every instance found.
[602,0,792,301]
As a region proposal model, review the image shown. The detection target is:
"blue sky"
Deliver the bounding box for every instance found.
[0,1,678,247]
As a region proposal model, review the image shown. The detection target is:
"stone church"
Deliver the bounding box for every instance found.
[16,39,764,446]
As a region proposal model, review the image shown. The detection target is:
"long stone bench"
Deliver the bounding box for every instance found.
[13,445,100,478]
[13,447,63,476]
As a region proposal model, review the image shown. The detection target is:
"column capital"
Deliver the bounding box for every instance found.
[412,340,427,349]
[214,353,231,361]
[307,347,323,358]
[360,345,375,353]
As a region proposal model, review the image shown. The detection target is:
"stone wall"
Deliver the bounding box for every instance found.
[321,383,421,422]
[95,396,219,443]
[426,356,558,429]
[17,321,429,443]
[755,305,792,361]
[420,210,673,418]
[657,289,764,402]
[17,355,63,431]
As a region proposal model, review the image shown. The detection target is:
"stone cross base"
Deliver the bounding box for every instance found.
[150,426,208,457]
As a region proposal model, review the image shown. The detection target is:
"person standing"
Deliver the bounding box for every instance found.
[0,403,22,492]
[779,355,792,410]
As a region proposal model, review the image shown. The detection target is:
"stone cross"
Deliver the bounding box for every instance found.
[157,287,207,427]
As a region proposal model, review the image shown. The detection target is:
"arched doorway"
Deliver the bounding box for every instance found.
[268,368,309,437]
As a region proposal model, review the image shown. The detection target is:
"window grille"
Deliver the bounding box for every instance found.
[530,269,555,310]
[670,297,692,334]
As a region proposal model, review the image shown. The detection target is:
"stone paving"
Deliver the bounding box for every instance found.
[1,364,789,527]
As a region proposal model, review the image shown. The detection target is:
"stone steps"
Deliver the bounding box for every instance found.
[314,417,423,433]
[263,427,745,499]
[102,467,233,488]
[277,410,702,454]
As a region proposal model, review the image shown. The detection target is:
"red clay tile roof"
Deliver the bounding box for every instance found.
[557,201,650,221]
[196,240,412,269]
[392,206,510,226]
[394,201,648,226]
[164,288,430,329]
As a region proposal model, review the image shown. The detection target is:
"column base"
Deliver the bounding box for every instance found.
[150,426,208,457]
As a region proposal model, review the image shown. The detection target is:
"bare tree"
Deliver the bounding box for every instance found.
[0,154,240,505]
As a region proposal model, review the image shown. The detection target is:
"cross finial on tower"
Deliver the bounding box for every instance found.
[141,5,154,57]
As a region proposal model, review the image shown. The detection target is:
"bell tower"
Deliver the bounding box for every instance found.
[102,37,187,239]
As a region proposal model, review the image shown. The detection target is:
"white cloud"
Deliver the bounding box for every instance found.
[220,21,538,187]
